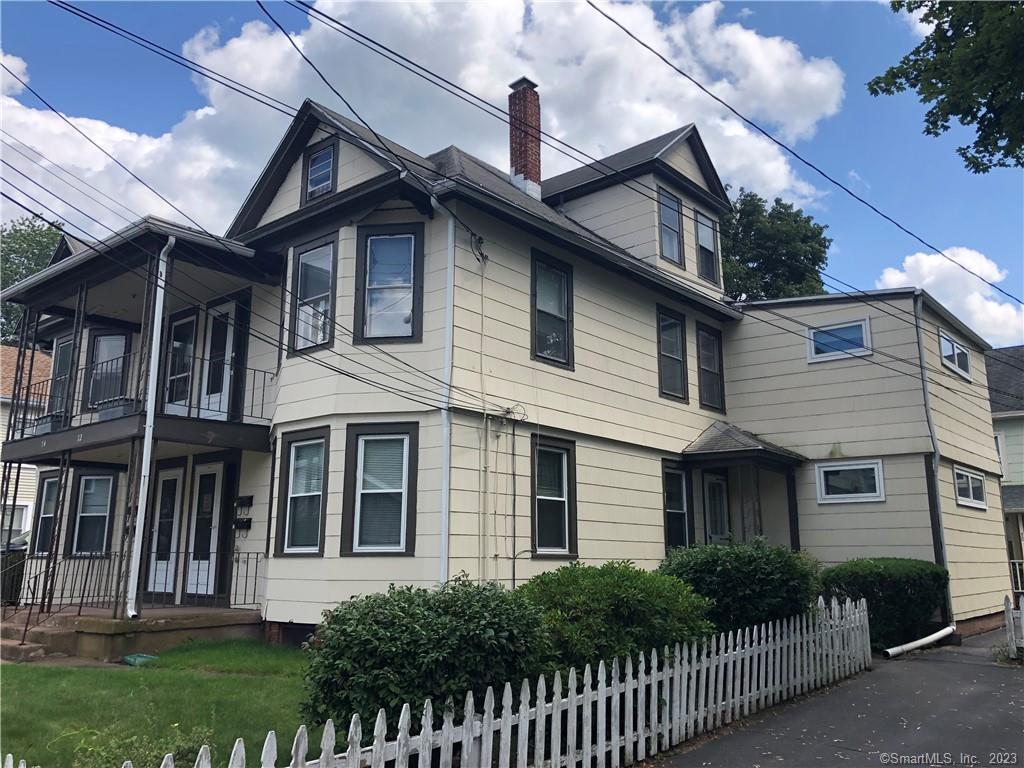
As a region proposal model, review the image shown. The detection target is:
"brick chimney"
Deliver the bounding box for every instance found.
[508,77,541,199]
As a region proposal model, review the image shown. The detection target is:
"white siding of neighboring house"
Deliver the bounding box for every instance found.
[995,417,1024,486]
[0,400,38,537]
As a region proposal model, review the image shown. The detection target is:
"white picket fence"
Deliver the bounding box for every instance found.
[5,597,871,768]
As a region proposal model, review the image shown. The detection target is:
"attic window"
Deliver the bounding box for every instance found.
[696,212,719,284]
[304,140,336,202]
[939,330,971,380]
[658,188,683,266]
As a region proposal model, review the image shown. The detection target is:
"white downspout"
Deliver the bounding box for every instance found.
[438,212,455,585]
[126,235,175,618]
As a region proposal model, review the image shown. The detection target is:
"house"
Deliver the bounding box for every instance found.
[987,346,1024,603]
[1,345,51,544]
[0,78,1010,647]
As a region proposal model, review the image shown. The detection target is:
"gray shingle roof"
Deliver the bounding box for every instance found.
[986,346,1024,413]
[1002,484,1024,512]
[541,126,694,199]
[683,421,806,463]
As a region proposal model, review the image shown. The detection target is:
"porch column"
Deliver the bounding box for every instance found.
[786,467,801,551]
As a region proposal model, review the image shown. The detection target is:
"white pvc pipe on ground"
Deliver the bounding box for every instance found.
[882,624,955,659]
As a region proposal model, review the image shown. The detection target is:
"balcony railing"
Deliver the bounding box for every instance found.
[7,350,274,441]
[1011,560,1023,598]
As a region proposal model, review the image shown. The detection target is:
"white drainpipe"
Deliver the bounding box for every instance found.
[126,235,175,618]
[882,624,956,659]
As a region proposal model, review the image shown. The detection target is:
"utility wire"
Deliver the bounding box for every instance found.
[34,2,1021,403]
[586,0,1023,306]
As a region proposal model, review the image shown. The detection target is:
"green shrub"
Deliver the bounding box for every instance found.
[302,578,550,730]
[658,539,821,630]
[821,558,948,650]
[517,561,712,670]
[73,723,212,768]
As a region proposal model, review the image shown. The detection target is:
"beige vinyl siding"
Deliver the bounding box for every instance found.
[796,454,934,564]
[726,300,933,459]
[263,411,445,625]
[257,128,391,228]
[447,412,673,585]
[558,173,658,264]
[660,139,710,192]
[937,458,1010,620]
[995,417,1024,486]
[920,310,1001,474]
[451,206,727,454]
[273,203,449,424]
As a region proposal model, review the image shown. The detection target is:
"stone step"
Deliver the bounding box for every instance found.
[1,618,79,655]
[0,637,46,662]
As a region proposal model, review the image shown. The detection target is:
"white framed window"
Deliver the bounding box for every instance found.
[72,475,113,554]
[354,434,410,552]
[306,145,334,201]
[953,465,986,509]
[285,438,325,553]
[364,234,415,339]
[535,445,570,553]
[807,319,872,362]
[293,242,333,350]
[995,433,1007,477]
[815,459,885,504]
[33,478,59,555]
[939,330,971,380]
[1,504,27,543]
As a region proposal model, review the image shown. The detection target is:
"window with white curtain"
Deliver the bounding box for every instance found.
[354,435,409,551]
[364,235,415,339]
[286,438,325,552]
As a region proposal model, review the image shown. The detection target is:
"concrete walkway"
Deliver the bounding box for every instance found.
[656,630,1023,767]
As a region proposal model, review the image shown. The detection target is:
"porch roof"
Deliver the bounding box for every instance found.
[681,422,806,469]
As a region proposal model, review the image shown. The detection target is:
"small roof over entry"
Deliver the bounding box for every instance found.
[680,422,805,470]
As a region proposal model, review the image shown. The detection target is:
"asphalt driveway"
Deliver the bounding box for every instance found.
[655,630,1023,767]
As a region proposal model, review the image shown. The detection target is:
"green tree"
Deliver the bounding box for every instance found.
[1,216,61,343]
[720,188,830,301]
[868,1,1024,174]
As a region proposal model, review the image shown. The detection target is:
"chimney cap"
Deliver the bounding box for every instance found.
[509,76,538,92]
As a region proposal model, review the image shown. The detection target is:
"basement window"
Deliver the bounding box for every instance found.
[953,466,986,509]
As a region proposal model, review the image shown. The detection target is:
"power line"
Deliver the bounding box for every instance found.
[585,0,1023,306]
[0,172,494,414]
[33,2,1020,406]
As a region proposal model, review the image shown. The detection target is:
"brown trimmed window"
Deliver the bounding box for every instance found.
[532,435,577,556]
[290,238,335,352]
[67,470,117,555]
[32,474,60,555]
[663,463,688,549]
[303,137,337,203]
[277,427,330,555]
[697,323,725,411]
[658,187,683,265]
[84,330,129,409]
[354,224,425,344]
[531,251,574,369]
[657,306,687,401]
[696,212,719,283]
[342,423,419,555]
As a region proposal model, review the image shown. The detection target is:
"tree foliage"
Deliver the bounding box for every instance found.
[719,188,830,301]
[1,216,62,342]
[868,1,1024,174]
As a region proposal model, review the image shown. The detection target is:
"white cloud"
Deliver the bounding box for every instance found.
[876,247,1024,346]
[1,51,28,96]
[876,0,933,38]
[0,1,845,235]
[736,8,754,19]
[847,169,870,189]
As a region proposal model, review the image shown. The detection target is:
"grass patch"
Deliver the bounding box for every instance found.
[0,640,316,767]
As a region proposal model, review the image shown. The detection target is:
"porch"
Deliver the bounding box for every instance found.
[680,422,805,549]
[0,218,279,627]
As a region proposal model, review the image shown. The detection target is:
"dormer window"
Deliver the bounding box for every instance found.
[303,138,336,203]
[658,188,683,266]
[696,212,719,284]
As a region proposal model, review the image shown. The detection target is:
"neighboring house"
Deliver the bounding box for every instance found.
[0,79,1010,638]
[987,345,1024,601]
[0,345,51,544]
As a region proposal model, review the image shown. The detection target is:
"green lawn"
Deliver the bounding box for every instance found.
[1,640,320,767]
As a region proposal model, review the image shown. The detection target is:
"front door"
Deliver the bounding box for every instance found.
[704,473,732,544]
[146,467,183,595]
[199,302,235,420]
[186,464,223,597]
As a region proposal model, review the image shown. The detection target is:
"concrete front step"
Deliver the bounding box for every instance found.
[0,637,48,662]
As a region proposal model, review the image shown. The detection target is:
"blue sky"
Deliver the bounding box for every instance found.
[2,1,1021,344]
